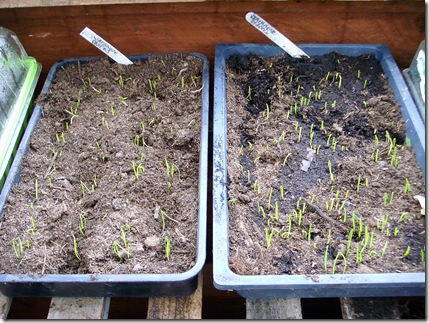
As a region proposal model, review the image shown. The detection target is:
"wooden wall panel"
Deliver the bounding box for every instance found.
[0,1,425,74]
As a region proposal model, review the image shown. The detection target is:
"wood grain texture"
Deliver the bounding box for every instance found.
[146,273,203,319]
[246,298,303,319]
[340,297,401,319]
[47,297,108,319]
[0,294,12,319]
[0,1,424,74]
[1,0,205,9]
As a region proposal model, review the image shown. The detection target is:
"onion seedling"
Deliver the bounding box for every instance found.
[346,229,354,256]
[264,228,278,249]
[327,160,334,181]
[12,237,24,258]
[324,244,330,271]
[381,241,388,256]
[280,185,284,199]
[403,246,411,257]
[356,175,361,192]
[26,217,36,236]
[160,210,178,230]
[131,160,144,180]
[78,213,87,235]
[404,178,411,194]
[306,223,312,242]
[393,227,399,237]
[297,126,302,143]
[336,73,342,88]
[164,236,171,260]
[72,235,81,260]
[332,252,347,274]
[110,103,115,116]
[399,212,409,222]
[389,192,394,204]
[271,201,279,222]
[101,116,108,127]
[381,214,389,233]
[80,180,89,197]
[420,249,425,263]
[282,153,292,166]
[112,241,122,260]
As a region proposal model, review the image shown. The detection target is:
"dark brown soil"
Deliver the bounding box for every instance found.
[225,52,425,276]
[0,53,204,275]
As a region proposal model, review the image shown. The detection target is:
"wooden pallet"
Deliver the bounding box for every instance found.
[0,273,203,319]
[0,272,403,319]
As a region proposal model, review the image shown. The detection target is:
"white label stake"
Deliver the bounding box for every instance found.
[80,27,133,65]
[245,12,309,58]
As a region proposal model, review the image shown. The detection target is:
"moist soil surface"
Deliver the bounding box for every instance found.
[225,52,425,276]
[0,53,204,275]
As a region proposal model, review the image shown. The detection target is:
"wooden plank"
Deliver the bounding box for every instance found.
[47,297,109,319]
[246,298,302,319]
[340,297,401,319]
[0,294,12,319]
[0,1,424,74]
[0,0,423,9]
[0,0,205,9]
[147,273,203,319]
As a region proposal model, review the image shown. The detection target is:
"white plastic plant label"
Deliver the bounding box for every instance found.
[245,12,309,58]
[80,27,133,65]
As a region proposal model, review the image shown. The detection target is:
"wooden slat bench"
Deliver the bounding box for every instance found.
[0,273,203,319]
[0,276,416,319]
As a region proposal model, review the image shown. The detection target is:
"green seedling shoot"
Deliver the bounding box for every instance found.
[399,212,409,222]
[332,252,347,274]
[356,174,361,192]
[381,241,388,256]
[327,160,334,181]
[112,241,122,260]
[404,178,411,194]
[389,192,395,204]
[73,235,81,260]
[324,244,330,271]
[78,213,87,235]
[271,201,279,222]
[26,217,36,236]
[420,249,425,263]
[131,160,144,180]
[101,116,108,127]
[297,126,302,143]
[346,229,354,256]
[280,185,285,199]
[164,236,171,260]
[160,210,178,231]
[264,228,278,249]
[12,237,24,258]
[402,246,411,257]
[80,180,89,197]
[283,153,292,166]
[307,223,312,242]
